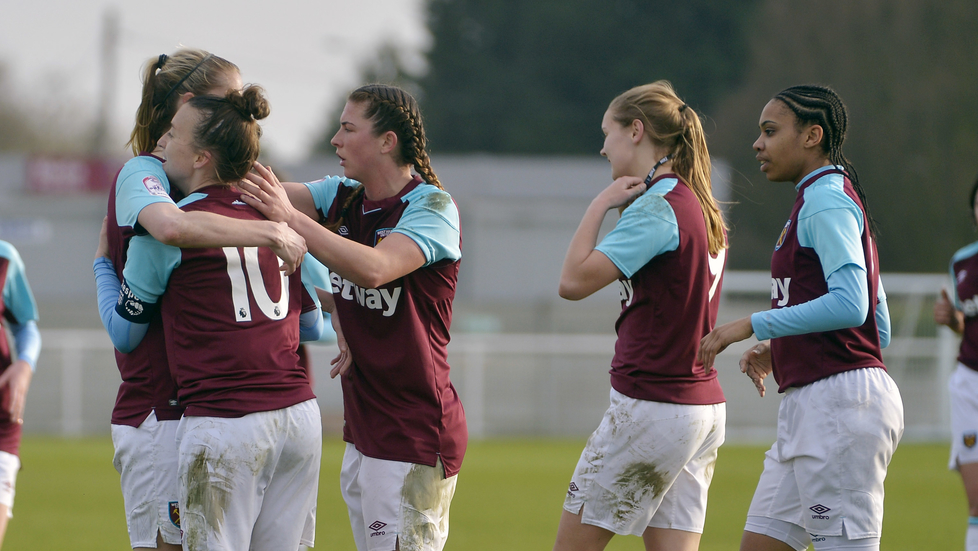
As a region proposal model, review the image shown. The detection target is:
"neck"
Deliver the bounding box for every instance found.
[794,158,833,185]
[361,164,414,201]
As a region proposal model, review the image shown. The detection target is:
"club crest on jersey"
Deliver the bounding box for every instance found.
[142,175,168,197]
[965,431,977,449]
[775,220,792,251]
[374,228,394,246]
[168,501,181,527]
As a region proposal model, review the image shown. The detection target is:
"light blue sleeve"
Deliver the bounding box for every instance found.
[115,156,174,229]
[299,253,331,343]
[876,276,890,348]
[9,320,40,371]
[94,257,149,353]
[752,263,869,339]
[594,190,679,278]
[122,235,181,304]
[796,183,866,278]
[303,176,359,218]
[393,186,461,265]
[0,242,39,326]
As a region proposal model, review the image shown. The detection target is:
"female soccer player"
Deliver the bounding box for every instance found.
[698,84,904,551]
[96,86,323,551]
[933,175,978,551]
[99,49,306,551]
[0,240,41,548]
[239,84,466,551]
[550,81,727,551]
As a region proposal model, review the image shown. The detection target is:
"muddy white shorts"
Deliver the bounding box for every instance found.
[562,388,726,536]
[746,367,904,543]
[111,411,181,547]
[176,399,322,551]
[0,451,18,518]
[341,443,458,551]
[949,363,978,470]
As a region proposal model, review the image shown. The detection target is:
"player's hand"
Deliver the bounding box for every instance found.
[329,312,352,379]
[594,176,647,211]
[740,341,772,397]
[934,288,964,333]
[0,360,32,423]
[239,162,299,225]
[270,222,306,275]
[698,316,754,374]
[95,216,110,259]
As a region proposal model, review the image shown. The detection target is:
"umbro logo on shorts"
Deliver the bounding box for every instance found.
[809,504,831,519]
[369,520,387,536]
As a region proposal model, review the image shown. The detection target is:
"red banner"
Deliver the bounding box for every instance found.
[25,155,125,194]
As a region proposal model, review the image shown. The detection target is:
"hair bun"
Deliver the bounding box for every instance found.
[226,85,270,121]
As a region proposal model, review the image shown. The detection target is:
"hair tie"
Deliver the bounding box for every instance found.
[679,103,688,113]
[160,54,213,106]
[157,54,168,69]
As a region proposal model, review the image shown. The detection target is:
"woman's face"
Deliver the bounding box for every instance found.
[330,101,383,181]
[600,109,638,180]
[158,103,201,193]
[753,99,814,184]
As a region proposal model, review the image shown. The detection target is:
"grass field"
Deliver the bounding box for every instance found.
[5,437,964,550]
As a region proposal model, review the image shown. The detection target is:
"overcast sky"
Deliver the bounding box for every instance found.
[0,0,428,161]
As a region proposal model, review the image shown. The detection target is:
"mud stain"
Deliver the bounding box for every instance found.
[399,463,452,551]
[422,191,452,214]
[611,462,668,527]
[183,449,234,551]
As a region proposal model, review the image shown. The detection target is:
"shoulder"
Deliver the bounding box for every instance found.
[799,173,860,217]
[0,240,21,263]
[951,241,978,265]
[622,178,679,225]
[117,156,168,197]
[403,185,457,216]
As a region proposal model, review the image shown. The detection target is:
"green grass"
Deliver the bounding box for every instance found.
[4,437,965,550]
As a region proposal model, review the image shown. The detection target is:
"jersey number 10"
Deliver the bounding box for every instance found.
[222,247,289,322]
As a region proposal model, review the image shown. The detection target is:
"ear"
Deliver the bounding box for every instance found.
[630,119,645,144]
[193,149,212,170]
[802,124,824,150]
[179,91,195,105]
[379,130,398,155]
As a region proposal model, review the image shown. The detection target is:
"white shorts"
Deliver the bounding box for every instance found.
[949,363,978,469]
[111,412,181,547]
[0,451,19,518]
[746,368,904,542]
[176,399,322,551]
[563,388,726,536]
[341,443,458,551]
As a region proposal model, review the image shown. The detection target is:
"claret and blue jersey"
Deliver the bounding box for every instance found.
[0,240,41,454]
[949,240,978,370]
[304,174,467,477]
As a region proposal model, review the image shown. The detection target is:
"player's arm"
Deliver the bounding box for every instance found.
[137,202,306,275]
[93,257,153,353]
[876,276,891,348]
[0,242,41,422]
[241,163,433,288]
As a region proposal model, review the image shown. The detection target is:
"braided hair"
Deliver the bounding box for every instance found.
[326,84,442,234]
[773,85,878,238]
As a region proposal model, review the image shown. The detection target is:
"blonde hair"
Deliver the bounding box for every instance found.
[608,81,727,254]
[127,49,239,155]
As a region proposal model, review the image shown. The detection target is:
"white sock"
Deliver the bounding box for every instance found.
[967,517,978,551]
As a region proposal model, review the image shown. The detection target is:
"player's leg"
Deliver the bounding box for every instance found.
[250,399,322,551]
[553,508,615,551]
[642,402,726,551]
[949,363,978,551]
[111,414,182,550]
[176,415,266,551]
[397,458,457,551]
[341,444,370,551]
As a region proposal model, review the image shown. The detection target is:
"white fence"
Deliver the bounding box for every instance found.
[29,272,956,443]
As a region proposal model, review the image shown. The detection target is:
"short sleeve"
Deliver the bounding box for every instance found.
[0,242,39,324]
[304,176,360,219]
[594,191,679,279]
[796,184,866,279]
[122,235,182,303]
[115,156,174,229]
[393,186,461,265]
